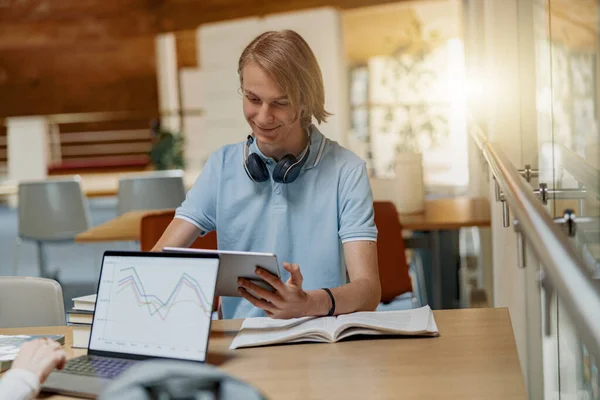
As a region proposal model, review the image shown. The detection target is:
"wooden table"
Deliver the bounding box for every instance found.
[0,308,526,399]
[75,210,170,243]
[401,197,491,310]
[400,197,491,230]
[75,197,491,243]
[0,170,200,198]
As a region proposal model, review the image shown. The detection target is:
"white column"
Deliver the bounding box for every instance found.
[7,116,49,182]
[196,17,262,161]
[179,67,204,170]
[156,33,181,133]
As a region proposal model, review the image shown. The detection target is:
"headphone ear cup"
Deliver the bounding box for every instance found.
[272,154,297,184]
[245,153,270,182]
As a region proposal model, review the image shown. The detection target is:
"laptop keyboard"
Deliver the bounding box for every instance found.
[62,355,137,379]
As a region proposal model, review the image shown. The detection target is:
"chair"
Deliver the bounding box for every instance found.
[373,201,427,310]
[16,176,91,278]
[0,276,66,328]
[139,210,217,252]
[117,170,186,215]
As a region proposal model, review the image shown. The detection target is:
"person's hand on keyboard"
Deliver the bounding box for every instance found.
[13,339,67,384]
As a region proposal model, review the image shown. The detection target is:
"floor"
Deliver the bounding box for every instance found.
[0,197,135,310]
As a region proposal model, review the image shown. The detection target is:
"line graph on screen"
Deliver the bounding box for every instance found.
[116,267,213,320]
[96,264,216,347]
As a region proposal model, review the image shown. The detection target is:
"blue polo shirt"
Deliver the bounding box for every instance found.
[175,124,377,319]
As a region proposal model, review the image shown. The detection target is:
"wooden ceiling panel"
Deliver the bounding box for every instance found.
[0,0,427,117]
[0,36,158,117]
[0,0,162,22]
[155,0,263,31]
[0,0,421,49]
[0,14,160,49]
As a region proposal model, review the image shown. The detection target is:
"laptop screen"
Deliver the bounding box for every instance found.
[88,253,219,362]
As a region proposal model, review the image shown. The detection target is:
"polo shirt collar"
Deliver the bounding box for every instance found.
[248,124,326,171]
[303,124,325,171]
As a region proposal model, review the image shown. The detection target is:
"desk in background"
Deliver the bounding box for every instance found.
[76,197,490,242]
[75,210,166,243]
[401,197,491,310]
[0,170,200,199]
[0,308,526,399]
[400,197,490,231]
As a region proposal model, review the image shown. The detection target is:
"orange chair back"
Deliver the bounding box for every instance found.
[373,201,413,303]
[139,210,217,252]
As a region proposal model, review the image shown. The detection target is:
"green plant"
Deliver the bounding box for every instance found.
[388,104,449,155]
[149,122,185,170]
[377,47,449,174]
[384,48,449,155]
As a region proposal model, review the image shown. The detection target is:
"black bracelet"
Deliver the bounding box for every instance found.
[322,288,336,316]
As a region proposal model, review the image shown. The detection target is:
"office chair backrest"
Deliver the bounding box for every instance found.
[117,170,186,215]
[373,201,413,303]
[139,210,218,252]
[18,177,91,241]
[0,277,66,328]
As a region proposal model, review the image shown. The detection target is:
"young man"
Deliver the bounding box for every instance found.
[152,30,381,319]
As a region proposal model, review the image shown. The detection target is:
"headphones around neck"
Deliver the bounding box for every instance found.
[243,130,311,184]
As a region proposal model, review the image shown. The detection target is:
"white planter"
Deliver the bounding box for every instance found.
[394,152,425,214]
[369,177,397,203]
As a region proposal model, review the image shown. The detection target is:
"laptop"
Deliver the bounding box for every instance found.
[42,250,220,399]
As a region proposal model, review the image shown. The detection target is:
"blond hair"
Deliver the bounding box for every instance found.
[238,30,332,128]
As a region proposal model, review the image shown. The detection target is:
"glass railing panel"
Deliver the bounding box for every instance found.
[556,297,600,400]
[546,0,600,399]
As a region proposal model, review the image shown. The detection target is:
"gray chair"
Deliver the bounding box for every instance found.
[117,170,186,215]
[15,176,91,278]
[0,276,66,328]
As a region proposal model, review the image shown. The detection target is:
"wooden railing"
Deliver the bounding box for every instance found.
[1,109,200,177]
[48,118,153,175]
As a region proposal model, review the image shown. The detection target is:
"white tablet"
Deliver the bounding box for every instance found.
[162,247,281,297]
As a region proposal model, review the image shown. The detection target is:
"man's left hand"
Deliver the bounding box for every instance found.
[238,262,313,319]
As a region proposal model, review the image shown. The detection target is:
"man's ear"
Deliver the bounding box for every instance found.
[298,106,309,121]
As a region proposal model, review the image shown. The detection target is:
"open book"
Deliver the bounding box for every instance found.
[230,305,438,349]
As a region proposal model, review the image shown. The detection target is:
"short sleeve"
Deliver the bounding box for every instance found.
[338,162,378,243]
[175,151,220,234]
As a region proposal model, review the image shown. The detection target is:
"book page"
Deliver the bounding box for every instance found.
[335,327,390,341]
[334,306,438,340]
[230,317,337,349]
[239,316,316,330]
[72,294,96,303]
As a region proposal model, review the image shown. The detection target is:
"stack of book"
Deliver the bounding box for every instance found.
[67,294,96,348]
